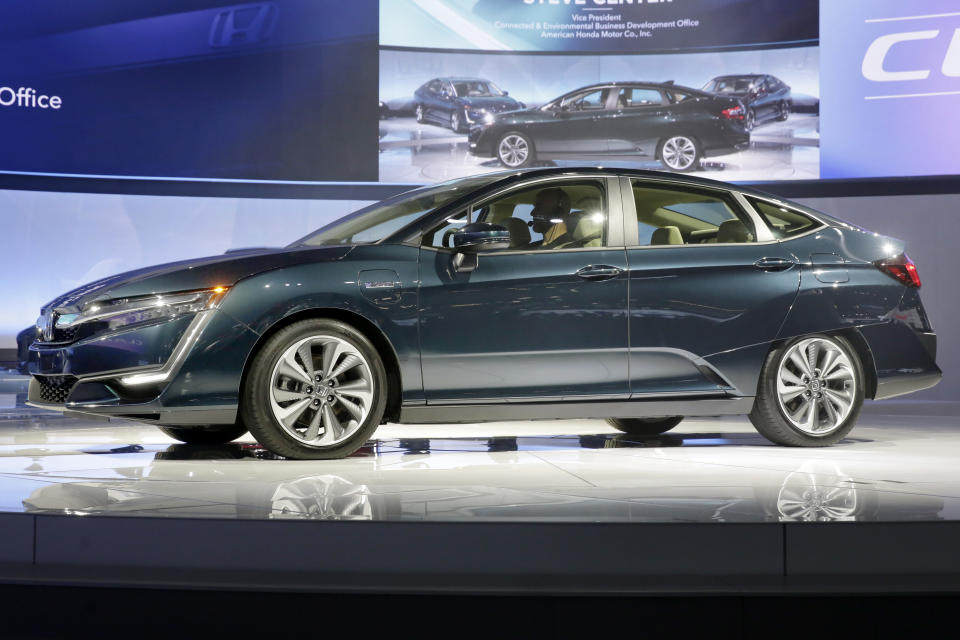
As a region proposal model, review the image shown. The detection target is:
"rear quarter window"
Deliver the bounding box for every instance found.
[748,197,824,239]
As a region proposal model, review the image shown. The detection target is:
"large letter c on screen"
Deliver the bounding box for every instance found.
[862,30,939,82]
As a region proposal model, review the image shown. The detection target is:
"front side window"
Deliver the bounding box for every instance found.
[424,180,608,251]
[748,197,821,239]
[561,89,609,111]
[631,181,756,246]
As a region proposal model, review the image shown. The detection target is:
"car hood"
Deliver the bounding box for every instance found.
[42,245,354,312]
[491,107,557,125]
[458,96,521,111]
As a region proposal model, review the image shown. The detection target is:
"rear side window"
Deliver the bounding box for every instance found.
[747,197,822,239]
[618,88,664,108]
[631,181,756,246]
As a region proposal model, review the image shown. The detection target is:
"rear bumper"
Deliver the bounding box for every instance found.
[860,324,942,400]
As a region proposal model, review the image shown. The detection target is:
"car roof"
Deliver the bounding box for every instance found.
[565,81,710,96]
[711,74,766,80]
[436,77,491,82]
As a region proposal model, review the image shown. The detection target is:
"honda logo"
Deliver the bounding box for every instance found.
[209,3,279,48]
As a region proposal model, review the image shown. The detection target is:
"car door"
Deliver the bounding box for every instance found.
[621,177,801,396]
[418,176,629,402]
[424,80,444,122]
[537,88,614,155]
[606,87,672,157]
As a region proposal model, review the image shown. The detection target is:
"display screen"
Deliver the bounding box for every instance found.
[0,1,955,187]
[0,0,379,182]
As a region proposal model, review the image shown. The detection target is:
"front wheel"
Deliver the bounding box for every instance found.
[659,135,701,172]
[749,334,864,447]
[415,104,425,124]
[776,101,789,121]
[497,132,535,168]
[744,108,756,131]
[606,416,684,436]
[158,423,248,445]
[241,319,388,460]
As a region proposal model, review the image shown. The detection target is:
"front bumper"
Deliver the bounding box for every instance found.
[26,309,260,425]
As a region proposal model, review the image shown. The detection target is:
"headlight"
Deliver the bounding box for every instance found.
[56,287,229,333]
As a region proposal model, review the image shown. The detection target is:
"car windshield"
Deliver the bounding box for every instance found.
[704,78,754,93]
[292,175,500,247]
[452,81,504,97]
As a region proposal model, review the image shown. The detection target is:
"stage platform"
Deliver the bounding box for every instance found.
[0,379,959,595]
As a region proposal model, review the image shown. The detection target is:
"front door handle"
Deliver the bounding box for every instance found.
[754,257,796,272]
[576,265,623,281]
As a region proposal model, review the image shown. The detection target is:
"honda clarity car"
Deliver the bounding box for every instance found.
[703,74,792,131]
[25,168,940,459]
[469,82,749,172]
[413,77,523,133]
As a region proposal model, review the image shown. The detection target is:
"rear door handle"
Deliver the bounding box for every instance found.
[576,265,623,281]
[754,257,796,272]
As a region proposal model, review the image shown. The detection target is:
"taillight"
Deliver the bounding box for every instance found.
[875,253,921,288]
[721,106,744,120]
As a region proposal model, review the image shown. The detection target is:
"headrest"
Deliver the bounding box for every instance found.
[572,215,603,242]
[501,217,531,248]
[650,226,683,246]
[575,195,602,214]
[717,219,753,243]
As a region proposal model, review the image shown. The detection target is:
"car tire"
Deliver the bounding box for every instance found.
[658,135,701,172]
[241,318,387,460]
[749,334,864,447]
[497,131,535,168]
[744,108,756,131]
[606,416,684,436]
[776,101,789,121]
[415,104,425,124]
[450,110,465,133]
[158,423,248,445]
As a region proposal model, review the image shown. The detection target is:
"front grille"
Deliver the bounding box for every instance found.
[35,376,78,404]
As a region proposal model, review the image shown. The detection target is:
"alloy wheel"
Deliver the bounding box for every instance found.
[661,136,697,171]
[268,335,374,447]
[744,109,755,131]
[451,111,461,132]
[415,104,424,123]
[775,337,856,436]
[498,134,529,167]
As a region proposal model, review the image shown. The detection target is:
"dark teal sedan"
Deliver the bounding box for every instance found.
[26,168,941,459]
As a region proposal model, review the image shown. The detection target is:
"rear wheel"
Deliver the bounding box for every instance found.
[606,416,684,436]
[744,108,756,131]
[158,423,248,445]
[659,135,701,172]
[750,334,864,446]
[241,319,387,460]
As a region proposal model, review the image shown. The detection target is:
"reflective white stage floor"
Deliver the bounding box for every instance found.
[0,399,957,523]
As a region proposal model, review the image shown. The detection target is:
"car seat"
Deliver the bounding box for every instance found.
[717,219,753,243]
[501,217,531,248]
[650,226,683,245]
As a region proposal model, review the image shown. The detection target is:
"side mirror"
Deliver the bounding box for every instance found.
[502,90,509,96]
[441,89,452,100]
[451,222,510,272]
